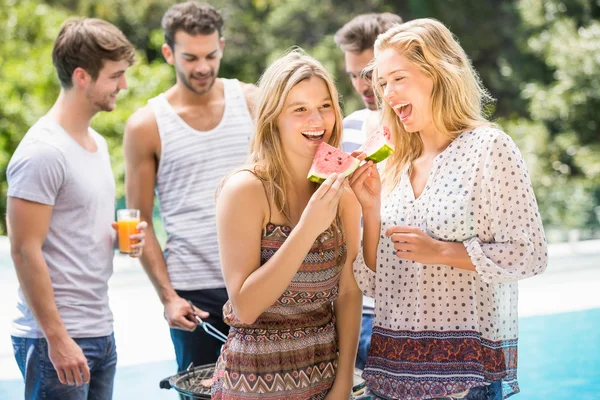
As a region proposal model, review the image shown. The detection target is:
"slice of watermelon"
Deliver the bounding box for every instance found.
[307,142,360,183]
[362,125,395,163]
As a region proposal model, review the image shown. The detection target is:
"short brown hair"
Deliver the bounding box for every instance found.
[52,18,135,89]
[162,1,224,49]
[334,13,403,53]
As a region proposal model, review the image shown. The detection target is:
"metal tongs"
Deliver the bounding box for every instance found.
[187,299,228,343]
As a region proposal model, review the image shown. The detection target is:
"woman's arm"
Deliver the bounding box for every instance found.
[348,161,382,298]
[386,131,548,281]
[327,189,362,399]
[463,130,548,283]
[348,160,382,271]
[386,225,476,271]
[217,172,346,325]
[361,206,381,271]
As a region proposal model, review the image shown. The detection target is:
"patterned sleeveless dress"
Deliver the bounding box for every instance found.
[212,220,346,400]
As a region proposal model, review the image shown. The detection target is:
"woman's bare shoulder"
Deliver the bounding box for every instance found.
[218,168,270,222]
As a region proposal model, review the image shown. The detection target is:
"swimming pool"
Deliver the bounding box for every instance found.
[518,308,600,399]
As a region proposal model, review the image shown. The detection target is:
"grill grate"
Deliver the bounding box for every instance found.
[171,364,215,398]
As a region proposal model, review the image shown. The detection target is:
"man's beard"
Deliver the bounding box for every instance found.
[362,89,377,110]
[97,102,115,112]
[87,89,117,112]
[179,69,216,95]
[97,97,116,112]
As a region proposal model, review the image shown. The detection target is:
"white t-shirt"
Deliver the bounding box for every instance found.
[7,116,116,338]
[341,108,372,153]
[342,108,378,315]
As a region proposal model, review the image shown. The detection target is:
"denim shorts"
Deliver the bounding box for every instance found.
[356,313,374,370]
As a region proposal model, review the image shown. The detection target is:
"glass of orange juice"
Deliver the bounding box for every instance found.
[117,209,140,254]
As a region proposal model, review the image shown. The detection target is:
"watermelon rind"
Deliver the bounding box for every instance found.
[307,173,326,184]
[365,144,394,163]
[361,126,395,164]
[307,158,360,184]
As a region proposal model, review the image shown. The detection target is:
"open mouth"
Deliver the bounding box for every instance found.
[301,130,325,142]
[393,102,412,122]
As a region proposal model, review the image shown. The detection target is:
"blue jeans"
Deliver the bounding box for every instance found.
[170,288,230,372]
[11,333,117,400]
[356,313,373,370]
[458,380,503,400]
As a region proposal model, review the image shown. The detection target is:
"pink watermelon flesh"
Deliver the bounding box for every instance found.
[307,142,360,183]
[362,125,395,163]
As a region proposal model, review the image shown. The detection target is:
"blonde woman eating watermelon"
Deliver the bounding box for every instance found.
[213,49,362,399]
[349,19,548,400]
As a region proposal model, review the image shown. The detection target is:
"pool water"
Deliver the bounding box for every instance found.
[517,308,600,399]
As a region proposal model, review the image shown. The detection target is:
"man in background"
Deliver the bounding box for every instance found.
[334,12,403,370]
[7,18,146,399]
[124,1,256,373]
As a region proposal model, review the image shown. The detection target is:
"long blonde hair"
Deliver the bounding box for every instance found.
[370,18,495,191]
[249,49,344,224]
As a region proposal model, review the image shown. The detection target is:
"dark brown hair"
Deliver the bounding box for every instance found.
[334,12,403,53]
[52,18,135,89]
[162,1,224,49]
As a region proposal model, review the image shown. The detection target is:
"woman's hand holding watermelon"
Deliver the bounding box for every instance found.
[300,173,346,237]
[348,156,382,211]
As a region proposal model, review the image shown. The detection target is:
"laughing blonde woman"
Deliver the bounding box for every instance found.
[213,50,362,399]
[350,19,548,400]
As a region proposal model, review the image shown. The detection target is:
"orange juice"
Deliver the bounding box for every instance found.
[118,218,140,254]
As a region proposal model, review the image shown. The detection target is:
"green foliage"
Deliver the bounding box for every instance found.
[0,0,67,233]
[515,0,600,234]
[0,0,598,239]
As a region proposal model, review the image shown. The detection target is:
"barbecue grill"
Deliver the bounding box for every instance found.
[160,362,215,399]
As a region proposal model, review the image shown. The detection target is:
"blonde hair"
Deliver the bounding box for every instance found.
[248,49,344,224]
[369,18,494,191]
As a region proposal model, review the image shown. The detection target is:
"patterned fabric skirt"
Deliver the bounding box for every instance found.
[212,321,338,399]
[362,327,517,400]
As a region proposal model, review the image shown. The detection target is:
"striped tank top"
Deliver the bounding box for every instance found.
[149,78,253,290]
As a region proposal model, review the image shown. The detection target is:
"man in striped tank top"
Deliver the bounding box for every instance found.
[123,1,256,373]
[334,12,403,372]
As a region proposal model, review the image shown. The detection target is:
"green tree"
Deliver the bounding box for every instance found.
[513,0,600,234]
[1,0,598,238]
[0,0,68,234]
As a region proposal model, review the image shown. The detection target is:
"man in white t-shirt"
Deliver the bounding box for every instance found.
[334,12,403,371]
[7,18,146,400]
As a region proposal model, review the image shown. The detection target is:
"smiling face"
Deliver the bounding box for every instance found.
[345,49,376,110]
[163,30,224,95]
[276,76,336,162]
[376,47,434,134]
[83,59,129,112]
